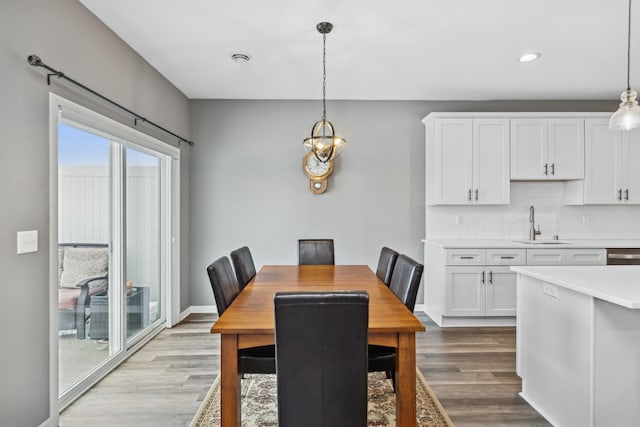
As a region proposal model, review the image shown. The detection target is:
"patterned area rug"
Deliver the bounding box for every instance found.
[190,369,454,426]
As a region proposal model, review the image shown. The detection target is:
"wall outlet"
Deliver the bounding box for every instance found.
[456,215,463,225]
[17,230,38,254]
[543,282,559,298]
[582,215,593,225]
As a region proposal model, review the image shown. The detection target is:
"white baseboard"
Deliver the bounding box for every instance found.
[181,305,217,321]
[414,303,426,313]
[39,418,52,427]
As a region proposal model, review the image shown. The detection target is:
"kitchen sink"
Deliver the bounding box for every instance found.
[512,240,572,245]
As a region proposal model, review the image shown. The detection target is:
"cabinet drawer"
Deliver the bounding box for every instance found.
[566,249,606,265]
[445,249,485,265]
[526,249,567,265]
[486,249,526,265]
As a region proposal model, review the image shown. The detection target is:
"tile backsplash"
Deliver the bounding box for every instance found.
[426,182,640,240]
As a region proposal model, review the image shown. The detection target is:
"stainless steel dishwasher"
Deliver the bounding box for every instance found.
[606,248,640,265]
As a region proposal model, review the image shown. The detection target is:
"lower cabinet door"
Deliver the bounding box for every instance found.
[445,266,485,316]
[485,266,517,316]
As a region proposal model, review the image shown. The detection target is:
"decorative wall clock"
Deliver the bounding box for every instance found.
[302,152,334,194]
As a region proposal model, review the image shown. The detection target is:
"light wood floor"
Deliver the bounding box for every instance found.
[60,312,551,427]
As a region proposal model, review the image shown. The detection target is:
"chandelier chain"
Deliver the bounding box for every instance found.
[628,0,632,90]
[322,32,327,122]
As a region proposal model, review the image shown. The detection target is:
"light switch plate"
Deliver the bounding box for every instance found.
[17,230,38,254]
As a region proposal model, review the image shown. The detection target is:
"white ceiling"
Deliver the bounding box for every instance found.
[79,0,639,101]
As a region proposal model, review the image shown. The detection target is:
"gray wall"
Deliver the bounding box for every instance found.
[189,100,426,307]
[0,1,190,425]
[189,99,615,307]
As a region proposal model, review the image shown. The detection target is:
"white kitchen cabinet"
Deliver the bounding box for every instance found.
[428,118,509,205]
[445,266,485,316]
[425,242,611,327]
[566,248,606,265]
[445,265,518,317]
[510,118,584,180]
[527,248,606,266]
[485,266,517,316]
[443,249,523,317]
[526,249,567,265]
[582,119,640,204]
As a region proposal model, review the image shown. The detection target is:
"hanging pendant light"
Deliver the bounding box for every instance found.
[610,0,640,131]
[303,22,347,163]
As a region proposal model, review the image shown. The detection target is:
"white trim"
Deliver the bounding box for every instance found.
[168,158,181,327]
[182,305,217,319]
[422,111,612,124]
[53,94,179,160]
[38,418,52,427]
[48,92,60,427]
[431,315,516,327]
[413,303,427,313]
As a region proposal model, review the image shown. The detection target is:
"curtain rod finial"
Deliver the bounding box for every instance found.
[28,55,42,66]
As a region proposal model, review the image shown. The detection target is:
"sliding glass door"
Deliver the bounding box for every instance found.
[57,123,114,394]
[125,147,162,341]
[52,95,179,408]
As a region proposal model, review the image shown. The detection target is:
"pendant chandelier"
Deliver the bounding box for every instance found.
[303,22,347,163]
[610,0,640,131]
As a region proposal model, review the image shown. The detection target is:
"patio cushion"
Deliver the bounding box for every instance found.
[59,247,108,289]
[58,286,105,309]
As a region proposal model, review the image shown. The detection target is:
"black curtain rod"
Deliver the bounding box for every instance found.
[27,54,194,146]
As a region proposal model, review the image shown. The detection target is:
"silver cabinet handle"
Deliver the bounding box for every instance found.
[625,189,629,201]
[550,163,555,175]
[544,163,548,175]
[618,189,622,200]
[480,271,485,284]
[475,189,479,201]
[500,256,515,259]
[488,271,493,284]
[459,256,475,259]
[608,253,640,260]
[468,189,472,201]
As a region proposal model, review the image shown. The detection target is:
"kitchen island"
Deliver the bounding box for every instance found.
[512,266,640,427]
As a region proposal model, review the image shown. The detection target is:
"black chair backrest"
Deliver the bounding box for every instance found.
[388,254,424,312]
[206,256,240,315]
[230,246,256,290]
[376,246,399,286]
[298,239,335,265]
[274,291,369,427]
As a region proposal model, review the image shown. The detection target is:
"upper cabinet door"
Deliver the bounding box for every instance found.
[510,118,584,180]
[473,119,510,204]
[510,119,547,179]
[584,119,621,204]
[622,130,640,203]
[432,118,473,204]
[547,119,584,179]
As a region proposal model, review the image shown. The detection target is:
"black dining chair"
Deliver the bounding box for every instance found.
[206,256,276,374]
[368,254,424,390]
[274,291,369,427]
[376,246,399,286]
[230,246,256,290]
[298,239,335,265]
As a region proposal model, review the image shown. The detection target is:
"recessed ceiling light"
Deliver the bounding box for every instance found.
[518,52,541,63]
[230,52,251,63]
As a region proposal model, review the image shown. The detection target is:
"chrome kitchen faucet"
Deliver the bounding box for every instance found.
[529,205,542,240]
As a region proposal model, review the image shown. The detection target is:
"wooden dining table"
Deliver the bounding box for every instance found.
[210,264,426,426]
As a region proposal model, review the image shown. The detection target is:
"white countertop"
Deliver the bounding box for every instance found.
[424,239,640,249]
[511,265,640,309]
